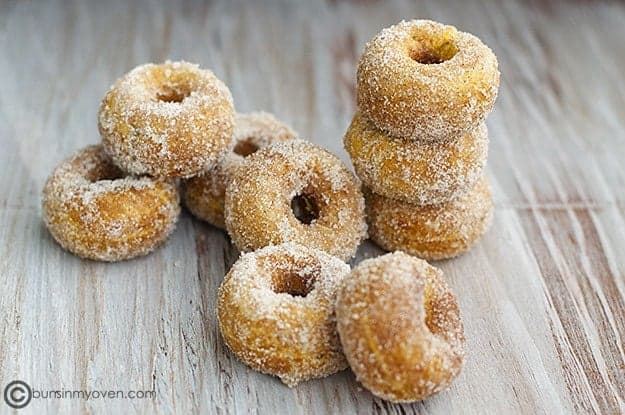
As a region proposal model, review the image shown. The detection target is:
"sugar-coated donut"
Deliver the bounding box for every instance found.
[366,176,493,260]
[336,252,465,402]
[99,61,235,178]
[182,112,297,229]
[42,145,180,261]
[217,243,350,386]
[344,112,487,205]
[225,139,367,260]
[357,20,499,142]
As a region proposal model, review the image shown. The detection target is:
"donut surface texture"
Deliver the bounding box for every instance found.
[365,176,493,260]
[99,61,234,178]
[225,139,367,260]
[42,145,180,261]
[217,243,350,386]
[336,252,465,402]
[344,112,487,204]
[357,20,499,142]
[182,112,297,229]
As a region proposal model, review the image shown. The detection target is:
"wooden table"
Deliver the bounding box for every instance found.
[1,0,624,413]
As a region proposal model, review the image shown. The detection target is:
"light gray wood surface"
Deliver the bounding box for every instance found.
[1,0,624,413]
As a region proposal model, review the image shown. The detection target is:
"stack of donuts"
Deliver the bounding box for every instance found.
[345,20,500,260]
[42,61,235,261]
[184,133,368,262]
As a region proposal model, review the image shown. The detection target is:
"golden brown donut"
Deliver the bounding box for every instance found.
[224,139,367,260]
[42,145,180,261]
[336,251,465,402]
[344,112,487,204]
[357,20,499,142]
[365,176,493,260]
[217,242,350,386]
[182,112,297,229]
[98,61,235,178]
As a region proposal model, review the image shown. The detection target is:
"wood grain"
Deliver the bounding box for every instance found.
[1,0,624,413]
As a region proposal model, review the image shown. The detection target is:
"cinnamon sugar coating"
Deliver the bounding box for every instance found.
[344,112,487,205]
[98,61,235,178]
[357,20,499,142]
[42,145,180,261]
[182,112,297,229]
[224,139,367,261]
[217,243,350,386]
[336,252,465,402]
[365,176,493,260]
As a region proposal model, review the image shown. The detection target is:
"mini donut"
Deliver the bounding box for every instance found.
[344,112,487,204]
[182,112,297,229]
[224,139,367,261]
[357,20,499,142]
[336,251,465,402]
[217,242,350,386]
[365,176,493,260]
[42,145,180,261]
[99,61,235,178]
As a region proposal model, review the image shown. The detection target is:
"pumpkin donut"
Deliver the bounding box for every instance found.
[336,252,465,402]
[357,20,499,142]
[224,139,367,260]
[365,176,493,260]
[344,112,487,204]
[98,61,235,178]
[182,112,297,229]
[42,145,180,261]
[217,243,350,386]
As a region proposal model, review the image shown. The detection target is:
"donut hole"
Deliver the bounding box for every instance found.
[86,162,125,182]
[156,86,191,103]
[272,270,316,297]
[291,193,320,225]
[233,139,260,157]
[409,31,458,64]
